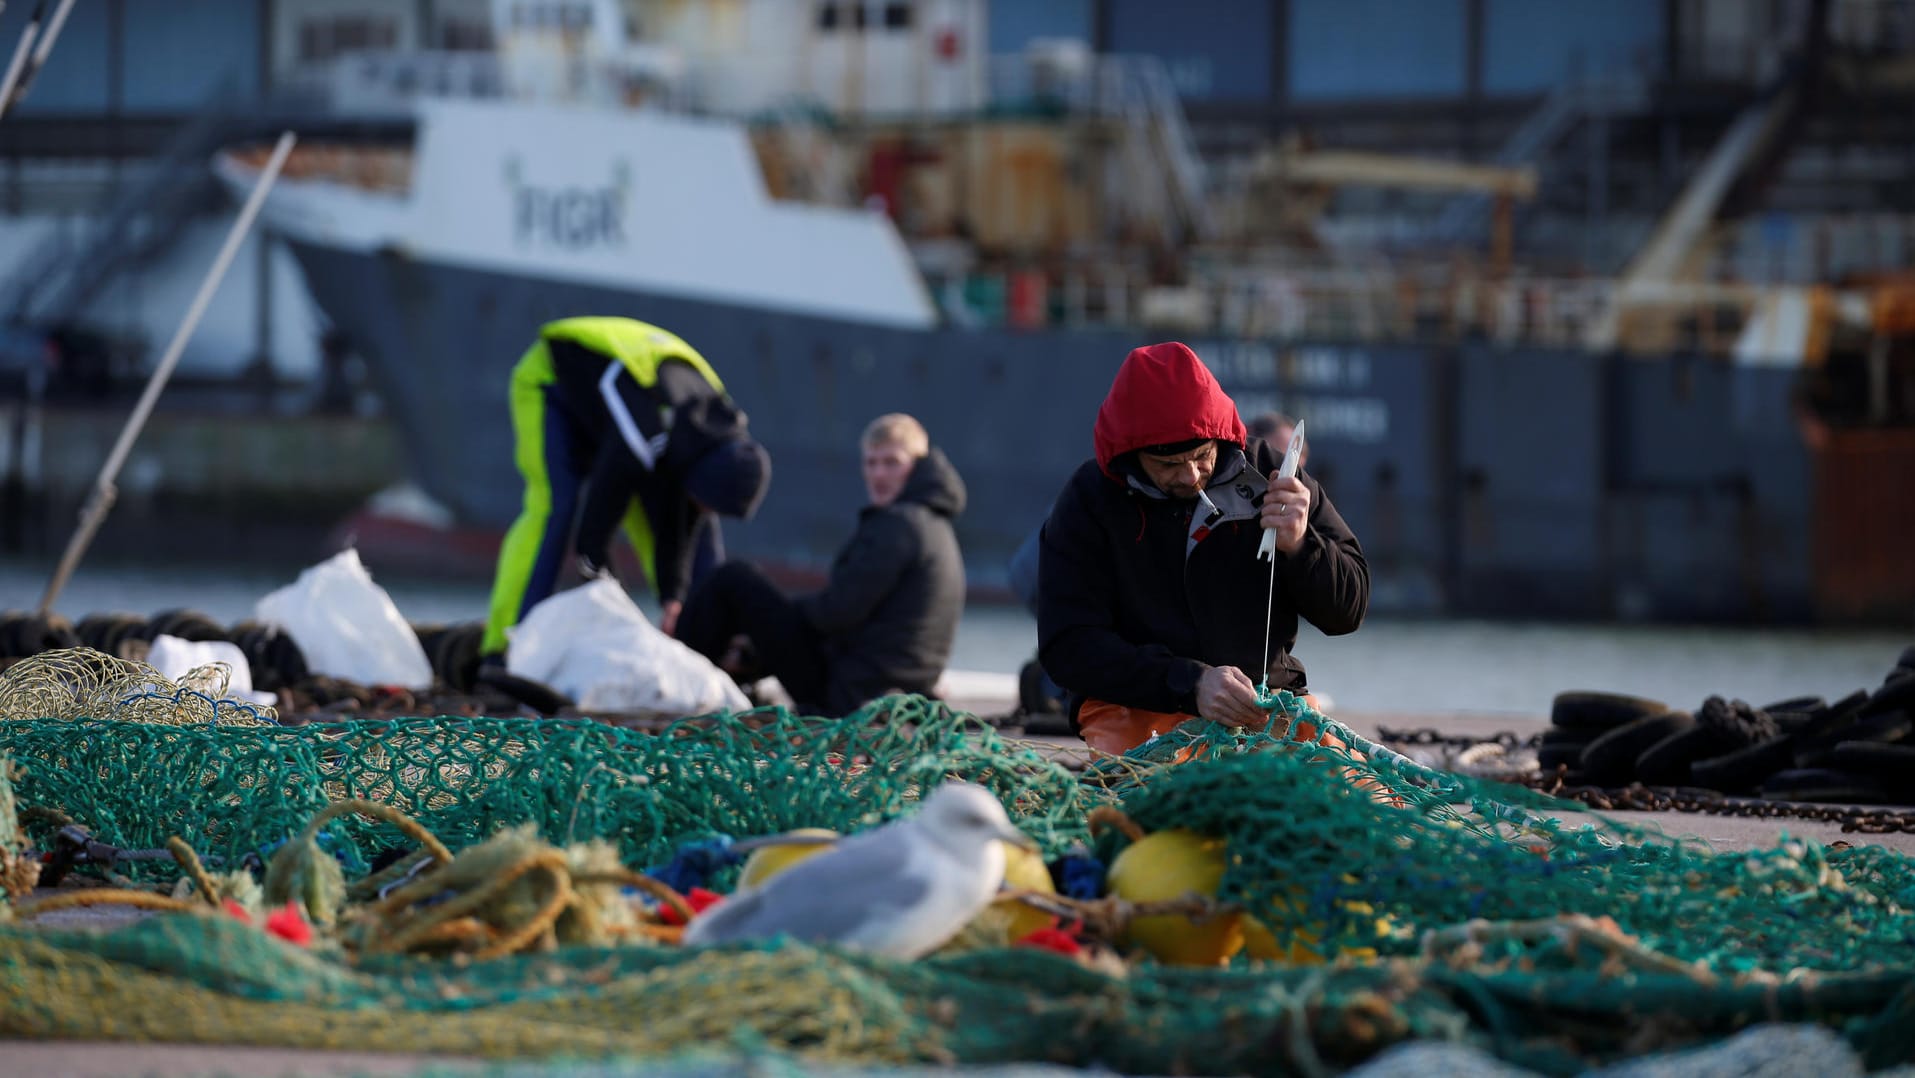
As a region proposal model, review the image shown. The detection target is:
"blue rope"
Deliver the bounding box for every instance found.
[1056,852,1106,901]
[646,836,742,894]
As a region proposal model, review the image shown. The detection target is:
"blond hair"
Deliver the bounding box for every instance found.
[861,413,929,458]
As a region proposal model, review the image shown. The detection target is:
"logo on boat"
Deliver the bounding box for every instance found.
[504,156,630,250]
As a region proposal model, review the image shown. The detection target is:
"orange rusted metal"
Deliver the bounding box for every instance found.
[1812,427,1915,621]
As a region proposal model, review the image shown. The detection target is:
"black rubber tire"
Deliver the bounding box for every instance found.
[1690,737,1797,794]
[148,608,228,642]
[1018,660,1062,716]
[75,613,125,651]
[1634,725,1737,787]
[1792,710,1911,769]
[1863,675,1915,719]
[0,613,29,658]
[1579,711,1694,785]
[1759,768,1899,804]
[1793,690,1873,741]
[1537,743,1587,771]
[1551,691,1670,732]
[1894,644,1915,673]
[474,665,571,717]
[1827,741,1915,782]
[444,624,484,694]
[1759,695,1825,715]
[1540,727,1596,749]
[267,632,309,687]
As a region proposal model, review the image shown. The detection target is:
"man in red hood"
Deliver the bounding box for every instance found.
[1036,342,1369,755]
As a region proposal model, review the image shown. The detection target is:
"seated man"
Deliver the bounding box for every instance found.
[677,414,967,717]
[1037,342,1369,755]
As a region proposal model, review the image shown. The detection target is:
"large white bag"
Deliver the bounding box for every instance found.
[145,634,279,707]
[254,549,433,690]
[507,578,750,715]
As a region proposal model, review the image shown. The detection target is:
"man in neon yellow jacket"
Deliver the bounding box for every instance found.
[482,317,771,657]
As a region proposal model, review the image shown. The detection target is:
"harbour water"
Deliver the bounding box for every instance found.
[3,558,1906,718]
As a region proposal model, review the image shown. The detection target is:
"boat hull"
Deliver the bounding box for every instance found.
[285,240,1815,622]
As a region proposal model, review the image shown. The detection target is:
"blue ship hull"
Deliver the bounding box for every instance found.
[286,240,1815,623]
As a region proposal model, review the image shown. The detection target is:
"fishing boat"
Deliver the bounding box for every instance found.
[212,0,1915,623]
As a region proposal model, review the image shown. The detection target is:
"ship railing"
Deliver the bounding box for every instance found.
[276,51,507,115]
[922,263,1795,360]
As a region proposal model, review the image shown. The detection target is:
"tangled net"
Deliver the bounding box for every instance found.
[0,661,1912,1076]
[0,647,275,727]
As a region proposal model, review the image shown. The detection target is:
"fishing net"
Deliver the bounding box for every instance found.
[0,646,276,727]
[0,663,1912,1076]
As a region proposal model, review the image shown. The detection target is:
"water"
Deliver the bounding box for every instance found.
[2,559,1907,718]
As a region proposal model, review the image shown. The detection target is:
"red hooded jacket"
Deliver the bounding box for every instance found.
[1093,342,1247,473]
[1038,342,1368,725]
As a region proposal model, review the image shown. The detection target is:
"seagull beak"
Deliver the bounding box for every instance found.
[999,825,1039,852]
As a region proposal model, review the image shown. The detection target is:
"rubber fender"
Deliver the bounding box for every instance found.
[45,612,80,651]
[1550,691,1670,732]
[1759,695,1825,715]
[1758,767,1899,804]
[1689,736,1797,795]
[1826,740,1915,782]
[75,613,128,651]
[1018,659,1063,716]
[1862,674,1915,719]
[1792,710,1911,769]
[148,608,228,642]
[444,624,485,694]
[0,613,30,658]
[475,664,572,717]
[1540,727,1596,749]
[266,631,310,687]
[1634,725,1737,787]
[1799,689,1872,736]
[1537,743,1587,771]
[1579,711,1694,785]
[1694,696,1779,751]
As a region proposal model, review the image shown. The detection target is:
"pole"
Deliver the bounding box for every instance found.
[0,1,42,122]
[1,0,77,120]
[26,0,72,69]
[37,130,298,615]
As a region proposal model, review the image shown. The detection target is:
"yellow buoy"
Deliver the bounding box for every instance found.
[1243,899,1392,964]
[1105,828,1243,965]
[736,828,840,891]
[999,839,1058,941]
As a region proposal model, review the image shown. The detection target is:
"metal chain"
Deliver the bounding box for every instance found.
[1376,727,1915,834]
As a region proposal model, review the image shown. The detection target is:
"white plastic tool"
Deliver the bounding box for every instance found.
[1256,420,1306,561]
[1256,420,1305,692]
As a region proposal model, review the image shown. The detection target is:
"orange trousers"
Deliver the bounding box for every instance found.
[1077,696,1329,756]
[1076,696,1404,805]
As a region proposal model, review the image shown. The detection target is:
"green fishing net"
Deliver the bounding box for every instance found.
[0,666,1910,1076]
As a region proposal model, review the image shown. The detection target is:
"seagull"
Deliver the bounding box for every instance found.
[682,781,1038,959]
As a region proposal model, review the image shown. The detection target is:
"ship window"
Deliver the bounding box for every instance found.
[440,18,493,51]
[817,3,840,30]
[882,3,911,30]
[298,15,400,62]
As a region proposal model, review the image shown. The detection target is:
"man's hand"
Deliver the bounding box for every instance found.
[1196,664,1266,727]
[660,600,682,637]
[1261,474,1311,554]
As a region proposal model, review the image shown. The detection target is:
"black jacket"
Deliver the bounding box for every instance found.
[802,448,968,716]
[547,338,747,603]
[1038,439,1367,724]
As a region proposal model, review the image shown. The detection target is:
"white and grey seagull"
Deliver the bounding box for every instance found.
[682,781,1038,959]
